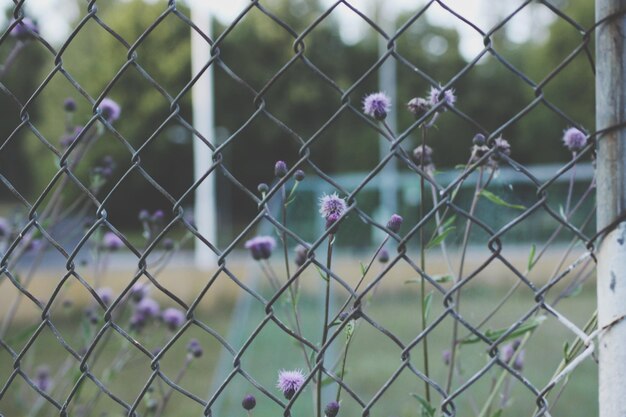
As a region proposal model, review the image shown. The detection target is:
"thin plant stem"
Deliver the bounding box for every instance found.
[419,126,431,402]
[0,41,26,79]
[317,236,334,417]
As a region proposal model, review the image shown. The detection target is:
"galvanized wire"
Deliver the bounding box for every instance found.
[0,1,624,417]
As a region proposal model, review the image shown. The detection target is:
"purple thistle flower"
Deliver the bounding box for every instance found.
[407,97,430,118]
[562,127,587,152]
[378,248,389,263]
[277,369,305,400]
[325,401,340,417]
[152,210,165,223]
[99,98,121,122]
[130,312,146,330]
[294,169,305,181]
[489,137,512,166]
[34,366,51,392]
[102,231,123,251]
[0,217,11,238]
[60,126,83,148]
[442,349,451,365]
[64,98,76,112]
[9,17,38,40]
[500,343,515,363]
[274,160,288,177]
[244,236,276,260]
[130,282,150,302]
[162,307,185,330]
[413,144,434,168]
[138,209,151,222]
[242,394,257,410]
[187,338,203,358]
[319,193,347,220]
[513,349,525,371]
[386,214,403,233]
[136,297,160,318]
[362,92,391,120]
[294,244,308,267]
[427,85,456,109]
[96,287,114,306]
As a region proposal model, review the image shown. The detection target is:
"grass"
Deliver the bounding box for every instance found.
[0,281,597,417]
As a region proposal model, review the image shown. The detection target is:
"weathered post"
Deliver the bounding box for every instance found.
[596,1,626,417]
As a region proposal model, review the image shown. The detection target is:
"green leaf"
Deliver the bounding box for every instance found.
[360,262,367,276]
[565,284,582,298]
[479,190,526,210]
[315,266,329,282]
[426,226,456,250]
[423,292,433,321]
[563,341,570,362]
[490,409,503,417]
[527,244,536,270]
[410,393,436,417]
[434,274,453,283]
[460,316,546,344]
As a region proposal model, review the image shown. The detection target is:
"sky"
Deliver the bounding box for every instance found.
[1,0,557,61]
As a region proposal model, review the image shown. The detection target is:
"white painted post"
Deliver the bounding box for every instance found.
[596,1,626,417]
[190,2,217,269]
[375,0,398,240]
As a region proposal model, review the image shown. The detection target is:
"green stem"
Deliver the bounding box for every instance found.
[317,236,334,417]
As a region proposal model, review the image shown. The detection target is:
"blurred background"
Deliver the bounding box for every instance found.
[0,0,594,249]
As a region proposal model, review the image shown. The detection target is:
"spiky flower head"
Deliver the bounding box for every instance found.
[319,193,347,220]
[99,98,121,122]
[162,307,185,330]
[244,236,276,260]
[242,394,257,411]
[562,127,587,152]
[491,136,511,163]
[407,97,430,118]
[64,98,76,112]
[473,133,486,146]
[294,169,306,182]
[386,214,403,233]
[362,92,391,120]
[325,401,340,417]
[9,17,38,40]
[277,369,305,400]
[427,86,456,109]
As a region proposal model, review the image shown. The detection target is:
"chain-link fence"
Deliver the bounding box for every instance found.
[1,1,625,417]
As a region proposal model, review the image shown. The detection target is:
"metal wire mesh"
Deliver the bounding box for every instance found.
[0,1,624,417]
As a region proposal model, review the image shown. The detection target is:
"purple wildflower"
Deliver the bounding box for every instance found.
[129,282,149,302]
[136,297,160,318]
[64,98,76,112]
[130,312,146,330]
[513,350,525,371]
[242,394,257,410]
[473,133,486,146]
[138,209,150,222]
[294,169,305,181]
[99,98,121,122]
[562,127,587,152]
[500,343,515,363]
[378,248,389,263]
[9,17,38,40]
[294,244,308,267]
[187,338,203,358]
[442,349,451,365]
[162,307,185,330]
[244,236,276,260]
[427,86,456,109]
[489,137,512,166]
[26,238,43,253]
[277,369,305,400]
[386,214,403,233]
[325,401,340,417]
[258,183,269,194]
[407,97,430,118]
[152,210,165,223]
[102,231,123,251]
[274,160,288,177]
[362,92,391,120]
[34,366,51,392]
[60,126,83,148]
[413,144,434,169]
[319,193,347,220]
[96,287,114,306]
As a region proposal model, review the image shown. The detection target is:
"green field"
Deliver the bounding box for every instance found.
[0,282,597,417]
